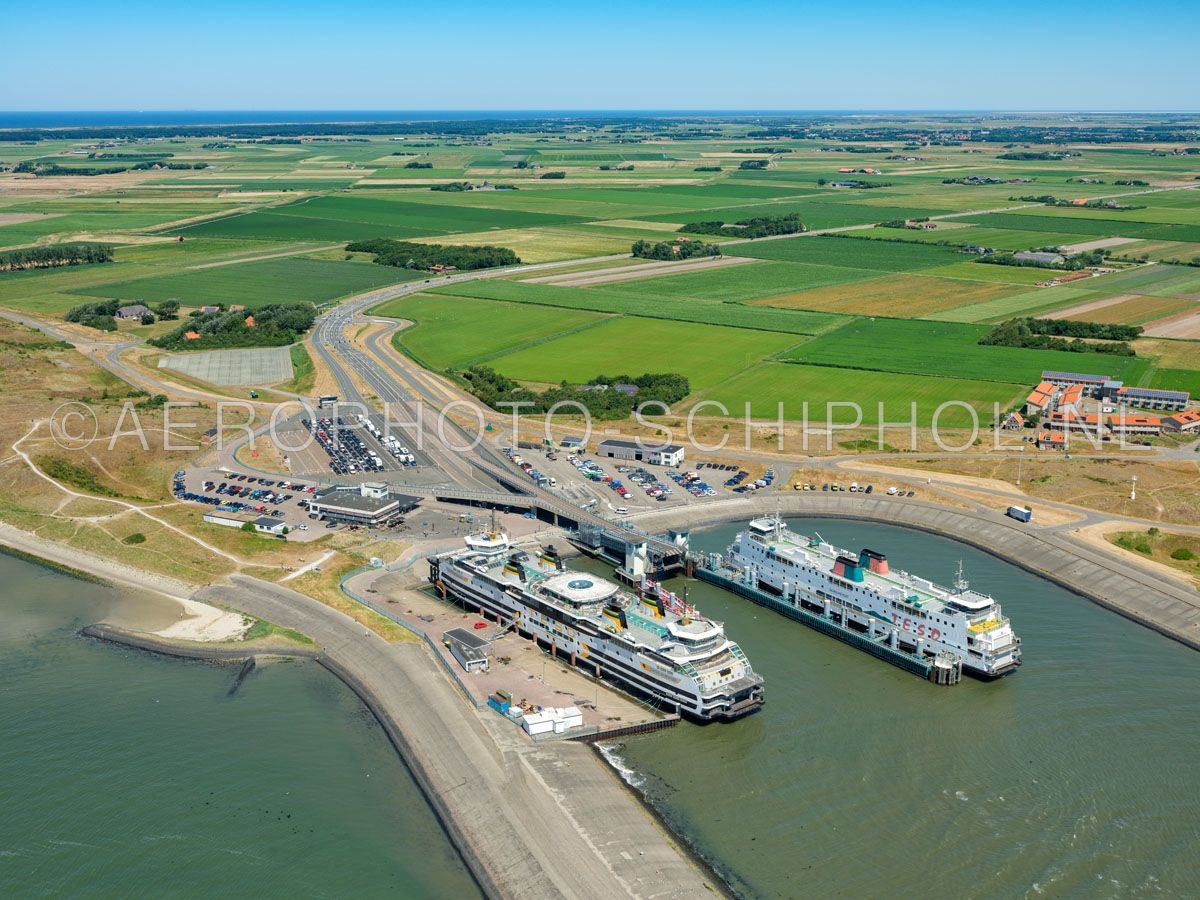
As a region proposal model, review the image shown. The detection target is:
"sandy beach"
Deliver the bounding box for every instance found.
[0,522,248,641]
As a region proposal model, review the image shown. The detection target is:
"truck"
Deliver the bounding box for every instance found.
[1007,506,1032,523]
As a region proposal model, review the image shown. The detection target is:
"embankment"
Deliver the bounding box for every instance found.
[192,575,722,900]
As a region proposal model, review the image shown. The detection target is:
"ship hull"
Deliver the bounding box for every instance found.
[429,558,763,722]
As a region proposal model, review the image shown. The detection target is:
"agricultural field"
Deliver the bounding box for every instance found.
[486,317,801,394]
[173,195,590,242]
[726,234,965,271]
[430,279,847,335]
[2,119,1198,429]
[698,362,1026,427]
[76,256,418,309]
[783,317,1152,385]
[375,293,607,370]
[752,273,1025,317]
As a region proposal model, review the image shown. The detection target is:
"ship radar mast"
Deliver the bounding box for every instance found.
[954,560,969,593]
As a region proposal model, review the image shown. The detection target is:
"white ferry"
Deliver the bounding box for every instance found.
[721,517,1021,678]
[427,526,764,721]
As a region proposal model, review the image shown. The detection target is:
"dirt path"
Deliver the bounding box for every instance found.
[1143,309,1200,339]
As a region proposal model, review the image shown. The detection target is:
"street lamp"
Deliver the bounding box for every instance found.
[1130,474,1137,501]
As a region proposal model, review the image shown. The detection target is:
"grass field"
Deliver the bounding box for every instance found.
[431,279,846,335]
[375,293,607,370]
[1149,367,1200,396]
[75,257,417,308]
[783,317,1152,384]
[752,273,1025,317]
[726,234,965,270]
[174,195,589,242]
[488,316,801,393]
[699,363,1026,426]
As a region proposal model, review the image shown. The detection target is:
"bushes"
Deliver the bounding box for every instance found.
[0,242,113,272]
[65,299,120,331]
[430,181,472,192]
[1171,548,1195,561]
[538,170,566,179]
[346,238,520,271]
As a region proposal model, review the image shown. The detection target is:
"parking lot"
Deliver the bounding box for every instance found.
[499,442,790,515]
[174,467,341,541]
[300,413,418,477]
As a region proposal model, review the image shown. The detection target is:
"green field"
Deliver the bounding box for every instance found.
[1,121,1196,426]
[1149,368,1200,396]
[784,317,1152,385]
[431,279,847,335]
[375,294,606,369]
[699,363,1026,426]
[174,195,589,242]
[80,257,417,308]
[726,234,965,271]
[488,316,801,393]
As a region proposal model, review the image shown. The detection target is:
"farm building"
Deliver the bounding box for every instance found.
[116,304,152,320]
[596,439,685,467]
[1014,251,1065,266]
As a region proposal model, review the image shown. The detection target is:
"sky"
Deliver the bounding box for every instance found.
[2,0,1197,112]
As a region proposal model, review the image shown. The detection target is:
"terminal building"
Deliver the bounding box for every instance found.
[596,438,685,467]
[309,482,419,527]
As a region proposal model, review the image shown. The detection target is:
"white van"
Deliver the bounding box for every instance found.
[615,506,628,514]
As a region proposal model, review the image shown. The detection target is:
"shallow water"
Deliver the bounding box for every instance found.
[593,519,1200,899]
[0,553,479,897]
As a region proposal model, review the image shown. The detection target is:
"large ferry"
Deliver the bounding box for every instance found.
[714,516,1021,678]
[427,526,764,721]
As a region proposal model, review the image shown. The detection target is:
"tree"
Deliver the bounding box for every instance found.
[140,312,156,325]
[241,522,255,532]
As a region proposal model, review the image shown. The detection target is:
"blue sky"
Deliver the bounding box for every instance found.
[2,1,1197,111]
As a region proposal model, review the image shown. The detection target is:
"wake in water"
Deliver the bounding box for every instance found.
[595,741,645,789]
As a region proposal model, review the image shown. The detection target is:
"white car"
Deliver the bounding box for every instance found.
[297,523,309,531]
[887,486,898,496]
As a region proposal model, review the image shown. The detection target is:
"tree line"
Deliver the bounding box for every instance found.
[680,214,805,239]
[346,238,520,270]
[631,239,720,261]
[979,317,1140,356]
[0,242,112,272]
[460,367,690,420]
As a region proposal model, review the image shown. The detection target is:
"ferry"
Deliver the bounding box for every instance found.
[713,516,1021,678]
[427,526,764,721]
